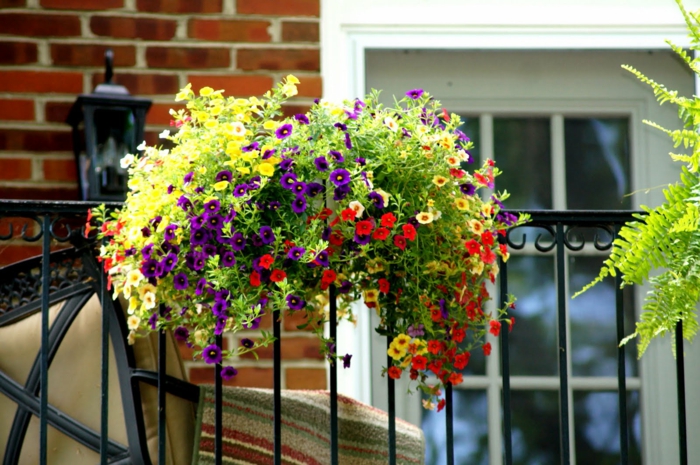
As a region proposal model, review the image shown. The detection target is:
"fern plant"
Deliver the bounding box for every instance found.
[578,0,700,356]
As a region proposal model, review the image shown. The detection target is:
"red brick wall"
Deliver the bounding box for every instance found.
[0,0,325,389]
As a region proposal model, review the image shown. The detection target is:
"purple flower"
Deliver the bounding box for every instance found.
[215,170,232,183]
[191,215,206,229]
[162,253,178,273]
[333,184,350,201]
[204,199,220,214]
[242,141,259,152]
[248,176,261,190]
[344,132,352,150]
[315,250,329,267]
[353,233,371,245]
[224,209,237,223]
[177,195,193,211]
[241,338,254,349]
[262,148,276,159]
[288,246,305,261]
[212,300,228,318]
[202,244,217,257]
[233,184,248,197]
[141,259,159,278]
[268,200,281,211]
[167,185,174,194]
[339,280,352,294]
[322,226,331,241]
[141,226,151,238]
[439,298,448,320]
[334,122,347,131]
[330,168,351,186]
[275,123,293,139]
[354,157,366,166]
[329,150,344,163]
[342,354,352,369]
[368,191,385,209]
[173,326,189,342]
[207,214,223,231]
[405,88,424,99]
[231,232,246,251]
[280,172,298,189]
[292,181,307,195]
[407,324,425,338]
[455,129,469,142]
[164,224,178,241]
[305,182,324,198]
[191,228,210,246]
[183,172,194,184]
[195,278,208,296]
[214,317,227,335]
[173,273,189,290]
[291,195,307,214]
[149,313,158,330]
[259,226,276,245]
[460,183,476,196]
[221,366,238,380]
[251,233,264,248]
[203,344,222,364]
[314,156,329,171]
[141,243,153,259]
[294,114,310,125]
[243,316,262,330]
[279,158,294,171]
[286,294,306,310]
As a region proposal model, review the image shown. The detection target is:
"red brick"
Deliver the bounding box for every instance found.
[283,310,322,332]
[91,73,180,95]
[239,337,323,361]
[136,0,221,13]
[0,0,26,6]
[187,75,273,98]
[296,75,321,98]
[44,101,73,123]
[0,71,82,94]
[281,21,319,43]
[0,99,35,121]
[237,48,319,72]
[0,41,38,65]
[188,366,274,388]
[0,158,31,180]
[43,158,77,182]
[286,368,326,389]
[281,104,312,119]
[0,217,40,240]
[143,131,175,151]
[0,129,72,152]
[237,0,319,17]
[146,47,229,69]
[145,103,185,126]
[51,44,135,67]
[0,13,81,38]
[41,0,122,8]
[90,16,177,41]
[188,19,271,43]
[0,244,43,267]
[0,186,79,200]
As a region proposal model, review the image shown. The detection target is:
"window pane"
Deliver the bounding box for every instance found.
[422,389,488,465]
[494,118,552,209]
[508,255,558,376]
[511,390,561,465]
[569,255,638,377]
[455,115,480,162]
[573,391,642,464]
[565,118,631,210]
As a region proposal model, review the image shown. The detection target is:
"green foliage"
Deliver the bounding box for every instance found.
[577,0,700,356]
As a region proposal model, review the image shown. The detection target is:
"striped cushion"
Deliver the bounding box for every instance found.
[193,386,424,464]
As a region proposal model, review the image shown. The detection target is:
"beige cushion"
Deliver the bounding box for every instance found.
[0,294,195,465]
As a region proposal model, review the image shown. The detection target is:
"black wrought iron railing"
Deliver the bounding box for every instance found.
[0,200,689,465]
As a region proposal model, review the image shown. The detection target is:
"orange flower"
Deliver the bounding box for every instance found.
[387,366,402,379]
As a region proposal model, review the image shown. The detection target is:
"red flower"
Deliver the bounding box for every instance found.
[380,212,397,228]
[411,355,427,371]
[322,269,337,284]
[387,366,402,380]
[427,340,442,355]
[372,227,390,241]
[393,234,407,251]
[410,369,419,380]
[341,208,356,221]
[428,360,443,375]
[465,239,481,255]
[474,172,488,186]
[356,220,373,235]
[480,247,496,264]
[482,342,492,356]
[453,352,470,370]
[499,243,509,256]
[442,108,450,121]
[452,327,466,343]
[319,208,333,220]
[329,231,344,246]
[448,372,463,385]
[250,270,261,287]
[481,230,494,247]
[259,254,274,269]
[449,168,465,178]
[270,269,287,283]
[437,399,446,412]
[378,278,390,294]
[430,307,442,322]
[402,224,416,241]
[489,320,501,337]
[509,316,515,332]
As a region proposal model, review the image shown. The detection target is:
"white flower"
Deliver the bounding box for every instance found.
[120,153,135,169]
[142,291,156,310]
[348,200,365,218]
[230,121,246,137]
[137,140,147,151]
[159,129,170,139]
[416,211,434,224]
[127,315,141,330]
[384,116,399,131]
[127,331,136,345]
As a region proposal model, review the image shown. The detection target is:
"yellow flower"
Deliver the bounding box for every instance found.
[445,155,460,167]
[128,296,139,314]
[387,343,407,360]
[126,269,143,287]
[175,83,193,101]
[286,74,300,84]
[204,120,217,129]
[416,211,434,224]
[392,333,412,350]
[470,260,485,275]
[263,120,277,130]
[455,198,469,211]
[432,175,448,187]
[236,166,251,174]
[364,289,379,303]
[468,219,484,235]
[213,180,229,191]
[258,162,274,177]
[199,86,214,97]
[138,283,156,299]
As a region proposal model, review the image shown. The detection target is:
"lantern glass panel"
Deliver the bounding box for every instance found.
[92,107,136,197]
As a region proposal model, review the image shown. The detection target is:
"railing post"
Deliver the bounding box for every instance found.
[445,382,454,465]
[100,236,110,465]
[386,336,396,465]
[273,308,282,464]
[40,215,50,465]
[555,222,571,465]
[158,323,167,465]
[675,320,688,465]
[215,333,223,465]
[329,284,339,465]
[614,226,629,465]
[499,234,513,465]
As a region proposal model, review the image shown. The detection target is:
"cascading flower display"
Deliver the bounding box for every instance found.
[90,76,528,408]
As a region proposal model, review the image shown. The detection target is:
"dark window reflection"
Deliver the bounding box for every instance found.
[565,118,631,210]
[569,255,638,377]
[511,390,561,465]
[508,255,558,376]
[573,391,642,464]
[422,390,489,465]
[455,115,480,163]
[494,118,552,209]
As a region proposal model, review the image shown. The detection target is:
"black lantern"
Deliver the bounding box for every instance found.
[67,50,152,201]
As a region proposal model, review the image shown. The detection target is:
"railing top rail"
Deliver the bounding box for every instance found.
[507,209,644,225]
[0,200,123,216]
